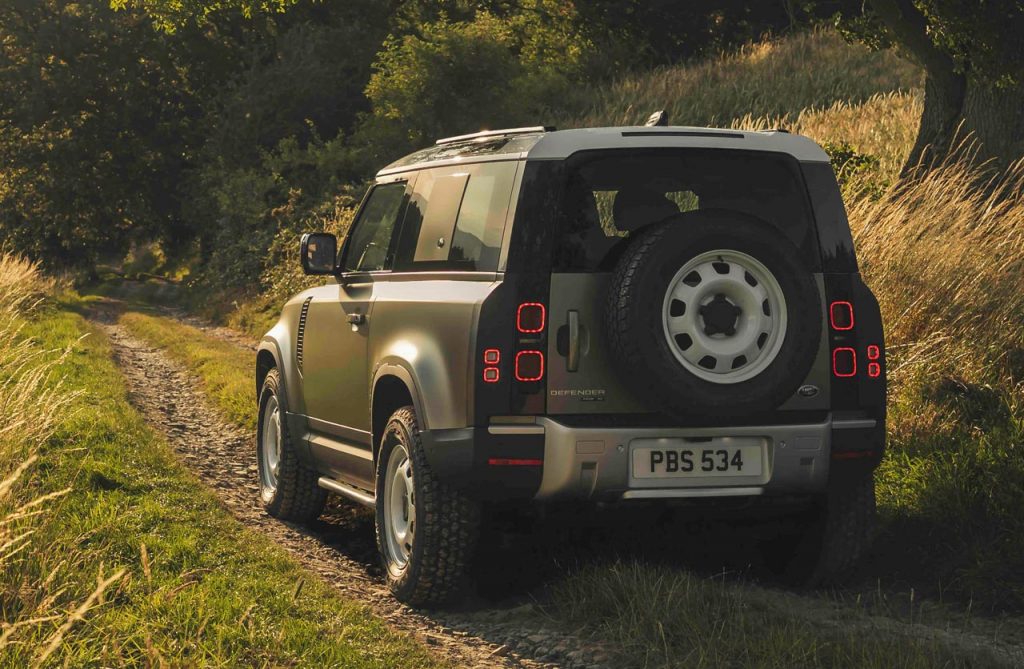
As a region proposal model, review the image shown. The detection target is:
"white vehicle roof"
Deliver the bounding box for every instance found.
[377,125,830,177]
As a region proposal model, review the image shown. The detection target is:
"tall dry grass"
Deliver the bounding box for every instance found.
[734,90,922,187]
[563,29,921,130]
[0,252,124,666]
[852,153,1024,388]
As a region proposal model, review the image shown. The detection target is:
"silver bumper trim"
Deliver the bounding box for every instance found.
[832,419,876,430]
[534,416,836,501]
[488,425,545,435]
[622,487,765,500]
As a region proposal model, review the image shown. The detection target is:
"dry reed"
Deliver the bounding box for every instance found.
[0,251,125,665]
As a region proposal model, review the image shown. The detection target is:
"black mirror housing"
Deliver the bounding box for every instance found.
[300,233,338,275]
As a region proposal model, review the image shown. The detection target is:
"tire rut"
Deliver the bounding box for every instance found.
[89,303,608,669]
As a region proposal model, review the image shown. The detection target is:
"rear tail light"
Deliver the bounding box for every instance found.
[517,302,546,333]
[866,344,881,378]
[829,301,854,330]
[832,347,856,377]
[515,350,544,381]
[483,367,500,383]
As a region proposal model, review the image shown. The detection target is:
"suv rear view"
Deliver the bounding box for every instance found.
[255,124,886,606]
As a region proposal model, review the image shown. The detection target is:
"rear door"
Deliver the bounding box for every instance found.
[546,149,826,415]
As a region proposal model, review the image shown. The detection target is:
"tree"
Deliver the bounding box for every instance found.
[849,1,1024,172]
[0,0,217,270]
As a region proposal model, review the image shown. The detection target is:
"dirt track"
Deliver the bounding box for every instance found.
[90,302,610,669]
[88,298,1024,668]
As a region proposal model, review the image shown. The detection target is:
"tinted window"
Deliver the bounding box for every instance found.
[554,150,816,271]
[343,182,407,272]
[395,161,517,271]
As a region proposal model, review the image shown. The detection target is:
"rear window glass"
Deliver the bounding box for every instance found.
[554,150,816,271]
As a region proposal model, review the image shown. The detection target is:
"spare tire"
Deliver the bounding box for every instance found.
[605,209,821,418]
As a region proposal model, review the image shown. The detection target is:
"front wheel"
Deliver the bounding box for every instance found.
[375,406,480,606]
[256,368,326,522]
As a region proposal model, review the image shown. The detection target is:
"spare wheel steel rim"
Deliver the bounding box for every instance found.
[383,442,416,572]
[661,249,788,384]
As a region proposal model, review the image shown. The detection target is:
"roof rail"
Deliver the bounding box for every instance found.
[435,126,553,145]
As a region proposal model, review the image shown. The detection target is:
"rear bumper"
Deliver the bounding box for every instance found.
[421,413,883,502]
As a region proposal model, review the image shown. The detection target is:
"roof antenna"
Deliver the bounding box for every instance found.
[644,110,668,127]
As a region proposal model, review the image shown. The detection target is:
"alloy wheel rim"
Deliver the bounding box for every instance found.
[662,249,787,384]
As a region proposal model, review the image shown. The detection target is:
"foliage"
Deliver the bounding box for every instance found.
[363,2,592,157]
[839,1,1024,86]
[0,1,216,270]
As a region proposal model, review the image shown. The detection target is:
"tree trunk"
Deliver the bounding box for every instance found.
[869,0,1024,174]
[906,70,1024,174]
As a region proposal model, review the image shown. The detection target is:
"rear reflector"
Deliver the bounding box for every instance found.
[488,458,543,466]
[516,303,546,333]
[867,345,880,360]
[829,301,855,330]
[832,347,856,377]
[483,348,501,364]
[483,367,500,383]
[868,362,881,378]
[515,350,544,381]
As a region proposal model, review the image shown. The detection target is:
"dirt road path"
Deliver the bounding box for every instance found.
[88,298,1024,668]
[90,303,607,669]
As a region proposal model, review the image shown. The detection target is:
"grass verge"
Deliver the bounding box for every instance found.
[1,293,444,667]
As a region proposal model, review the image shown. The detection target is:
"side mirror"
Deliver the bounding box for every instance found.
[300,233,338,275]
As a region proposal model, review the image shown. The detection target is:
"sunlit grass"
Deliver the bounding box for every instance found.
[0,266,444,666]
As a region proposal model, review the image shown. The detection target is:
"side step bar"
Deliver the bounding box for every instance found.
[317,477,375,507]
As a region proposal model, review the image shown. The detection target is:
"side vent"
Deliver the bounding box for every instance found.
[296,297,313,372]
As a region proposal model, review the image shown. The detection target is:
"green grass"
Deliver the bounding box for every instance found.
[119,309,256,427]
[1,295,445,667]
[114,301,1013,668]
[550,563,1002,669]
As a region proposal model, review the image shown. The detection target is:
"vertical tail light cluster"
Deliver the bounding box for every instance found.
[829,300,882,379]
[515,303,546,382]
[482,348,501,383]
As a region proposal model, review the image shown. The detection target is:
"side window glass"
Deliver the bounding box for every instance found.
[413,173,469,262]
[450,162,516,271]
[343,182,406,272]
[395,161,516,271]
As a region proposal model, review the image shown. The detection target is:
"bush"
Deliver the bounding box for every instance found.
[362,2,593,156]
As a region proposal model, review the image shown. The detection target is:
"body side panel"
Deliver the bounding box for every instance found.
[369,275,499,431]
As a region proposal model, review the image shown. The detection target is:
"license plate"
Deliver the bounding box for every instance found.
[631,439,763,479]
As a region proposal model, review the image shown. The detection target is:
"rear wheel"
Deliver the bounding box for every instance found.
[375,406,480,606]
[760,473,877,585]
[257,368,326,522]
